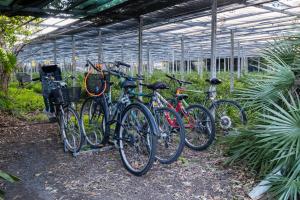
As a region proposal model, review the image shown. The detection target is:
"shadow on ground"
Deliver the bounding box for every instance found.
[0,112,253,200]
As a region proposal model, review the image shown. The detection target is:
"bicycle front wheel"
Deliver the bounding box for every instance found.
[59,106,83,153]
[154,107,185,164]
[183,104,215,151]
[210,100,247,136]
[118,103,158,176]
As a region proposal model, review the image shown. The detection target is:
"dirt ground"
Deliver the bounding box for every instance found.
[0,111,255,200]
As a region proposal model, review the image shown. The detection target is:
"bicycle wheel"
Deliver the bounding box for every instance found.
[154,107,185,164]
[118,103,158,176]
[183,104,215,151]
[80,97,109,147]
[209,100,247,135]
[59,106,83,153]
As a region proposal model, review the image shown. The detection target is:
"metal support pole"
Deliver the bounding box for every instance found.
[97,30,102,63]
[218,56,221,73]
[121,44,124,62]
[237,41,241,79]
[147,45,150,74]
[205,58,208,71]
[138,16,143,95]
[227,57,230,71]
[187,51,190,73]
[224,58,226,72]
[172,50,175,74]
[199,48,203,78]
[197,57,200,75]
[168,53,171,73]
[72,35,76,85]
[245,57,249,73]
[211,0,217,78]
[53,39,57,65]
[63,57,66,72]
[180,36,185,77]
[258,57,260,72]
[230,29,234,93]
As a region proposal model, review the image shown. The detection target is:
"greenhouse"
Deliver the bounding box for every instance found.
[0,0,299,199]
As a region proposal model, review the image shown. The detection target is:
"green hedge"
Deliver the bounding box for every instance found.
[1,70,251,120]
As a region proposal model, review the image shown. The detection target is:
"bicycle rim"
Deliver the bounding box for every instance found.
[119,104,157,176]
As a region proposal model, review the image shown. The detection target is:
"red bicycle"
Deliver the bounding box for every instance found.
[135,78,215,151]
[165,74,216,151]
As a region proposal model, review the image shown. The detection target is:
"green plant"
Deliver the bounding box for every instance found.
[226,35,300,199]
[0,15,40,95]
[0,170,19,200]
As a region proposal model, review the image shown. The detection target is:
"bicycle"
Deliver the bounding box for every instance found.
[80,60,158,176]
[204,78,247,135]
[166,74,247,136]
[161,75,216,151]
[129,81,186,164]
[32,73,83,154]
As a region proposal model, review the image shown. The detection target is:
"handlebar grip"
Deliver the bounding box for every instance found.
[182,80,192,85]
[32,77,40,81]
[165,74,173,79]
[116,61,131,68]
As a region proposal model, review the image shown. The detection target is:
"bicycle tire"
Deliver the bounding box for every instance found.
[209,99,247,136]
[154,107,185,164]
[117,102,158,176]
[80,96,110,147]
[59,106,84,153]
[183,104,216,151]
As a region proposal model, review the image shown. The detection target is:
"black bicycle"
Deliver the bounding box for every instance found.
[32,75,83,154]
[80,60,158,176]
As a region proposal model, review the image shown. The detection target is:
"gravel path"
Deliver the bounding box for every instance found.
[0,112,254,200]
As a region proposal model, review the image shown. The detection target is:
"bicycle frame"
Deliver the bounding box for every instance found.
[105,80,131,125]
[130,89,195,129]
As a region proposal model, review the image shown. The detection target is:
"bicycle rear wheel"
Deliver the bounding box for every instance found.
[59,106,83,153]
[80,97,109,147]
[210,100,247,136]
[183,104,215,151]
[118,103,158,176]
[154,107,185,164]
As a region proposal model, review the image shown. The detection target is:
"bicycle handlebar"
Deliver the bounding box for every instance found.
[32,77,40,82]
[115,61,131,68]
[86,59,142,81]
[165,74,192,85]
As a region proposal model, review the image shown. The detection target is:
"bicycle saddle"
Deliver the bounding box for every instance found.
[205,78,222,85]
[176,94,188,100]
[144,82,169,90]
[121,80,137,89]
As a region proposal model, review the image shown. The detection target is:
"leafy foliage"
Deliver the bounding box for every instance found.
[0,48,17,74]
[227,35,300,199]
[0,15,40,95]
[0,170,19,200]
[0,83,44,117]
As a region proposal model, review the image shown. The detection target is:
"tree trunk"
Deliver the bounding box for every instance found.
[0,65,9,95]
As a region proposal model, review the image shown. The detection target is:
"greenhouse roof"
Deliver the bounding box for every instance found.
[14,0,300,66]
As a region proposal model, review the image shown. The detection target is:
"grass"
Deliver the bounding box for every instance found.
[0,81,44,120]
